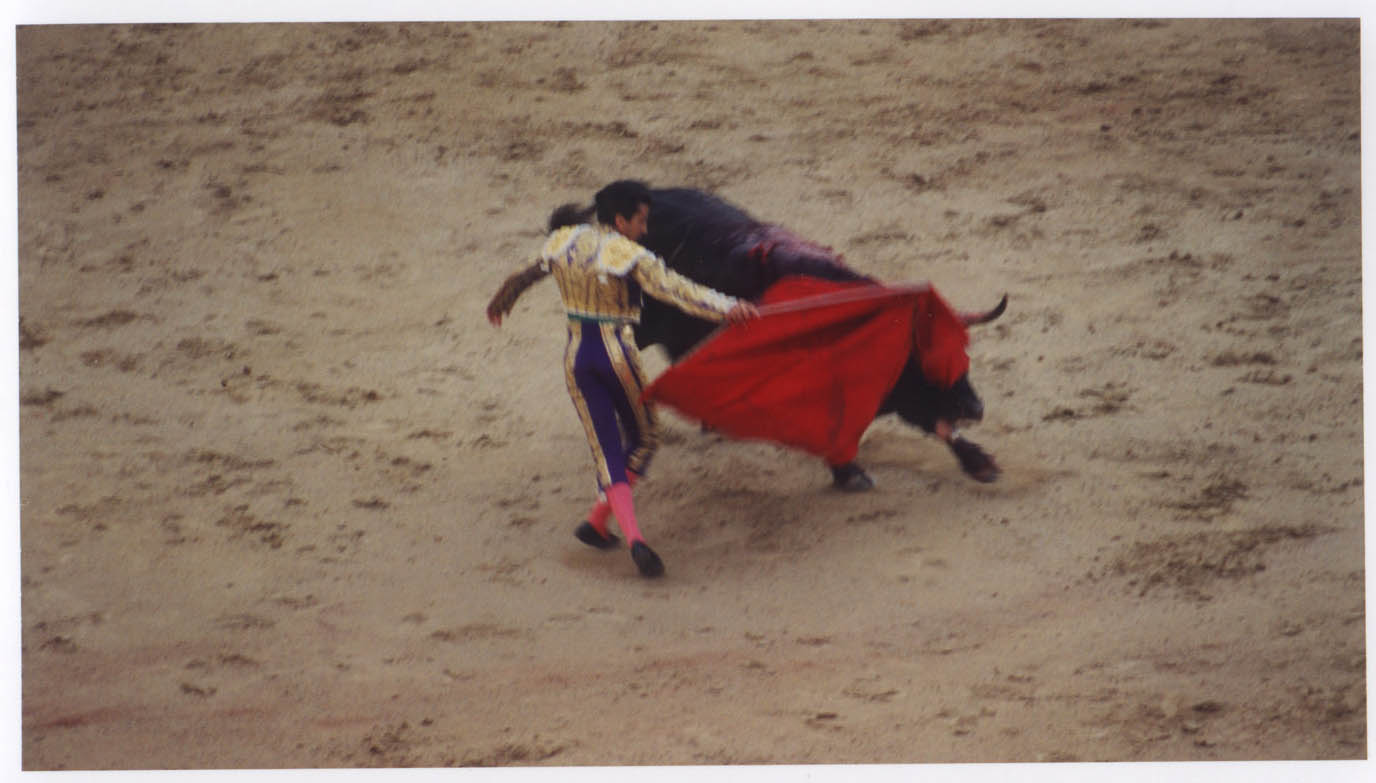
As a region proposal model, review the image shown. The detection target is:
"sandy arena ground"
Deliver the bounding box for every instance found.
[15,18,1367,770]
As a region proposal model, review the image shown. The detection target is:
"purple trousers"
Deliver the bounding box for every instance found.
[564,319,658,492]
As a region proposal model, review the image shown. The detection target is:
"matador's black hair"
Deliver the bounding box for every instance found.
[546,180,654,231]
[594,180,653,224]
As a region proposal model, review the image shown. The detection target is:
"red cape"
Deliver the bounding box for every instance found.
[643,277,970,465]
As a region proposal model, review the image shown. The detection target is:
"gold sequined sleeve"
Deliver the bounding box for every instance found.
[630,251,739,321]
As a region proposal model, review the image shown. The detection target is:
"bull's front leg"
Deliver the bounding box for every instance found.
[935,420,1000,483]
[830,461,875,492]
[950,437,1000,482]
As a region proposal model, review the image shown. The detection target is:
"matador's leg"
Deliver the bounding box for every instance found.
[606,323,659,478]
[564,321,626,490]
[565,321,621,548]
[562,322,664,576]
[567,322,658,567]
[595,324,663,576]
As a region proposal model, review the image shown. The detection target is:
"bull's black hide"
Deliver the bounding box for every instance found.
[635,188,871,360]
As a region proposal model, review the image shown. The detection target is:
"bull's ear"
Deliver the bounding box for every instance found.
[961,294,1007,326]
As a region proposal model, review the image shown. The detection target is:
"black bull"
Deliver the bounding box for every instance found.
[634,187,1006,491]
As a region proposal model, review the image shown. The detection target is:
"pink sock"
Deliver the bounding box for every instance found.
[587,472,639,534]
[586,499,612,535]
[605,483,644,544]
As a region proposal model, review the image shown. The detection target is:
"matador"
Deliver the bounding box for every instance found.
[487,180,757,577]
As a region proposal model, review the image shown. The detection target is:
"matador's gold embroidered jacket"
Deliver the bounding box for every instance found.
[539,224,739,322]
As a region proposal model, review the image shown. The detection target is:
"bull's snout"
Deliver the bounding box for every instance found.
[946,375,984,424]
[963,396,984,423]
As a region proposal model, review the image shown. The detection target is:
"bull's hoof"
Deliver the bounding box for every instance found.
[969,465,1001,483]
[838,472,876,492]
[575,521,621,549]
[951,437,1000,483]
[631,541,665,578]
[830,463,875,492]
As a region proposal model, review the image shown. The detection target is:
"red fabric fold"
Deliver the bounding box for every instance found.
[643,277,969,465]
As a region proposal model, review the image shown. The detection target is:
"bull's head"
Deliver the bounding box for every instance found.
[889,292,1007,435]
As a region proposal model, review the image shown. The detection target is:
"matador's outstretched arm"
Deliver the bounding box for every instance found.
[486,261,549,326]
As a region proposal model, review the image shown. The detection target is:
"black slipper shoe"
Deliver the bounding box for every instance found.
[630,541,665,578]
[575,521,620,549]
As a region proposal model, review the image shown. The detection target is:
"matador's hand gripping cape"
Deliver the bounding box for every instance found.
[643,276,970,465]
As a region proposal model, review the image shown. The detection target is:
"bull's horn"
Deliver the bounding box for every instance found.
[962,294,1008,325]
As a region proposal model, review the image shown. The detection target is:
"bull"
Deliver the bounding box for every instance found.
[630,187,1006,491]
